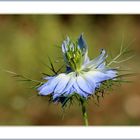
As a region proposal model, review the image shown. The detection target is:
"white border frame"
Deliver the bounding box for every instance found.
[0,1,140,139]
[0,1,140,14]
[0,126,140,139]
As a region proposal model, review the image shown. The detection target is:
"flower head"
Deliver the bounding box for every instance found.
[38,34,118,103]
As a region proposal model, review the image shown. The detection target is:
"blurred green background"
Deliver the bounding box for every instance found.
[0,15,140,125]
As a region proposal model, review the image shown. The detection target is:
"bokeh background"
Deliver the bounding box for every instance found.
[0,15,140,125]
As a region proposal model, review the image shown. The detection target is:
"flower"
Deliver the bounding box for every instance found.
[38,34,117,103]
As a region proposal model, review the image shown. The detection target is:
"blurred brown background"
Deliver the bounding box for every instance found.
[0,15,140,125]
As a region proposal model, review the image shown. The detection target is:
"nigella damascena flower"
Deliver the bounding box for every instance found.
[38,34,117,102]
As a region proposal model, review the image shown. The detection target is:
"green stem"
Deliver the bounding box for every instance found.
[80,98,89,126]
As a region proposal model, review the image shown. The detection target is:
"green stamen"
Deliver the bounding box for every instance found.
[65,41,84,72]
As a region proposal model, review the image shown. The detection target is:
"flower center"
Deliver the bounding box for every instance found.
[65,41,84,72]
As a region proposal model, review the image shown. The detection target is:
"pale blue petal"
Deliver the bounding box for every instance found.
[83,53,90,65]
[37,83,48,92]
[96,68,117,78]
[37,78,53,91]
[44,76,54,80]
[62,74,76,94]
[104,69,117,78]
[62,36,70,54]
[83,49,107,70]
[73,78,91,98]
[64,86,75,96]
[97,62,106,69]
[76,74,93,94]
[62,37,75,67]
[82,72,96,93]
[54,74,70,94]
[38,75,63,96]
[86,71,111,83]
